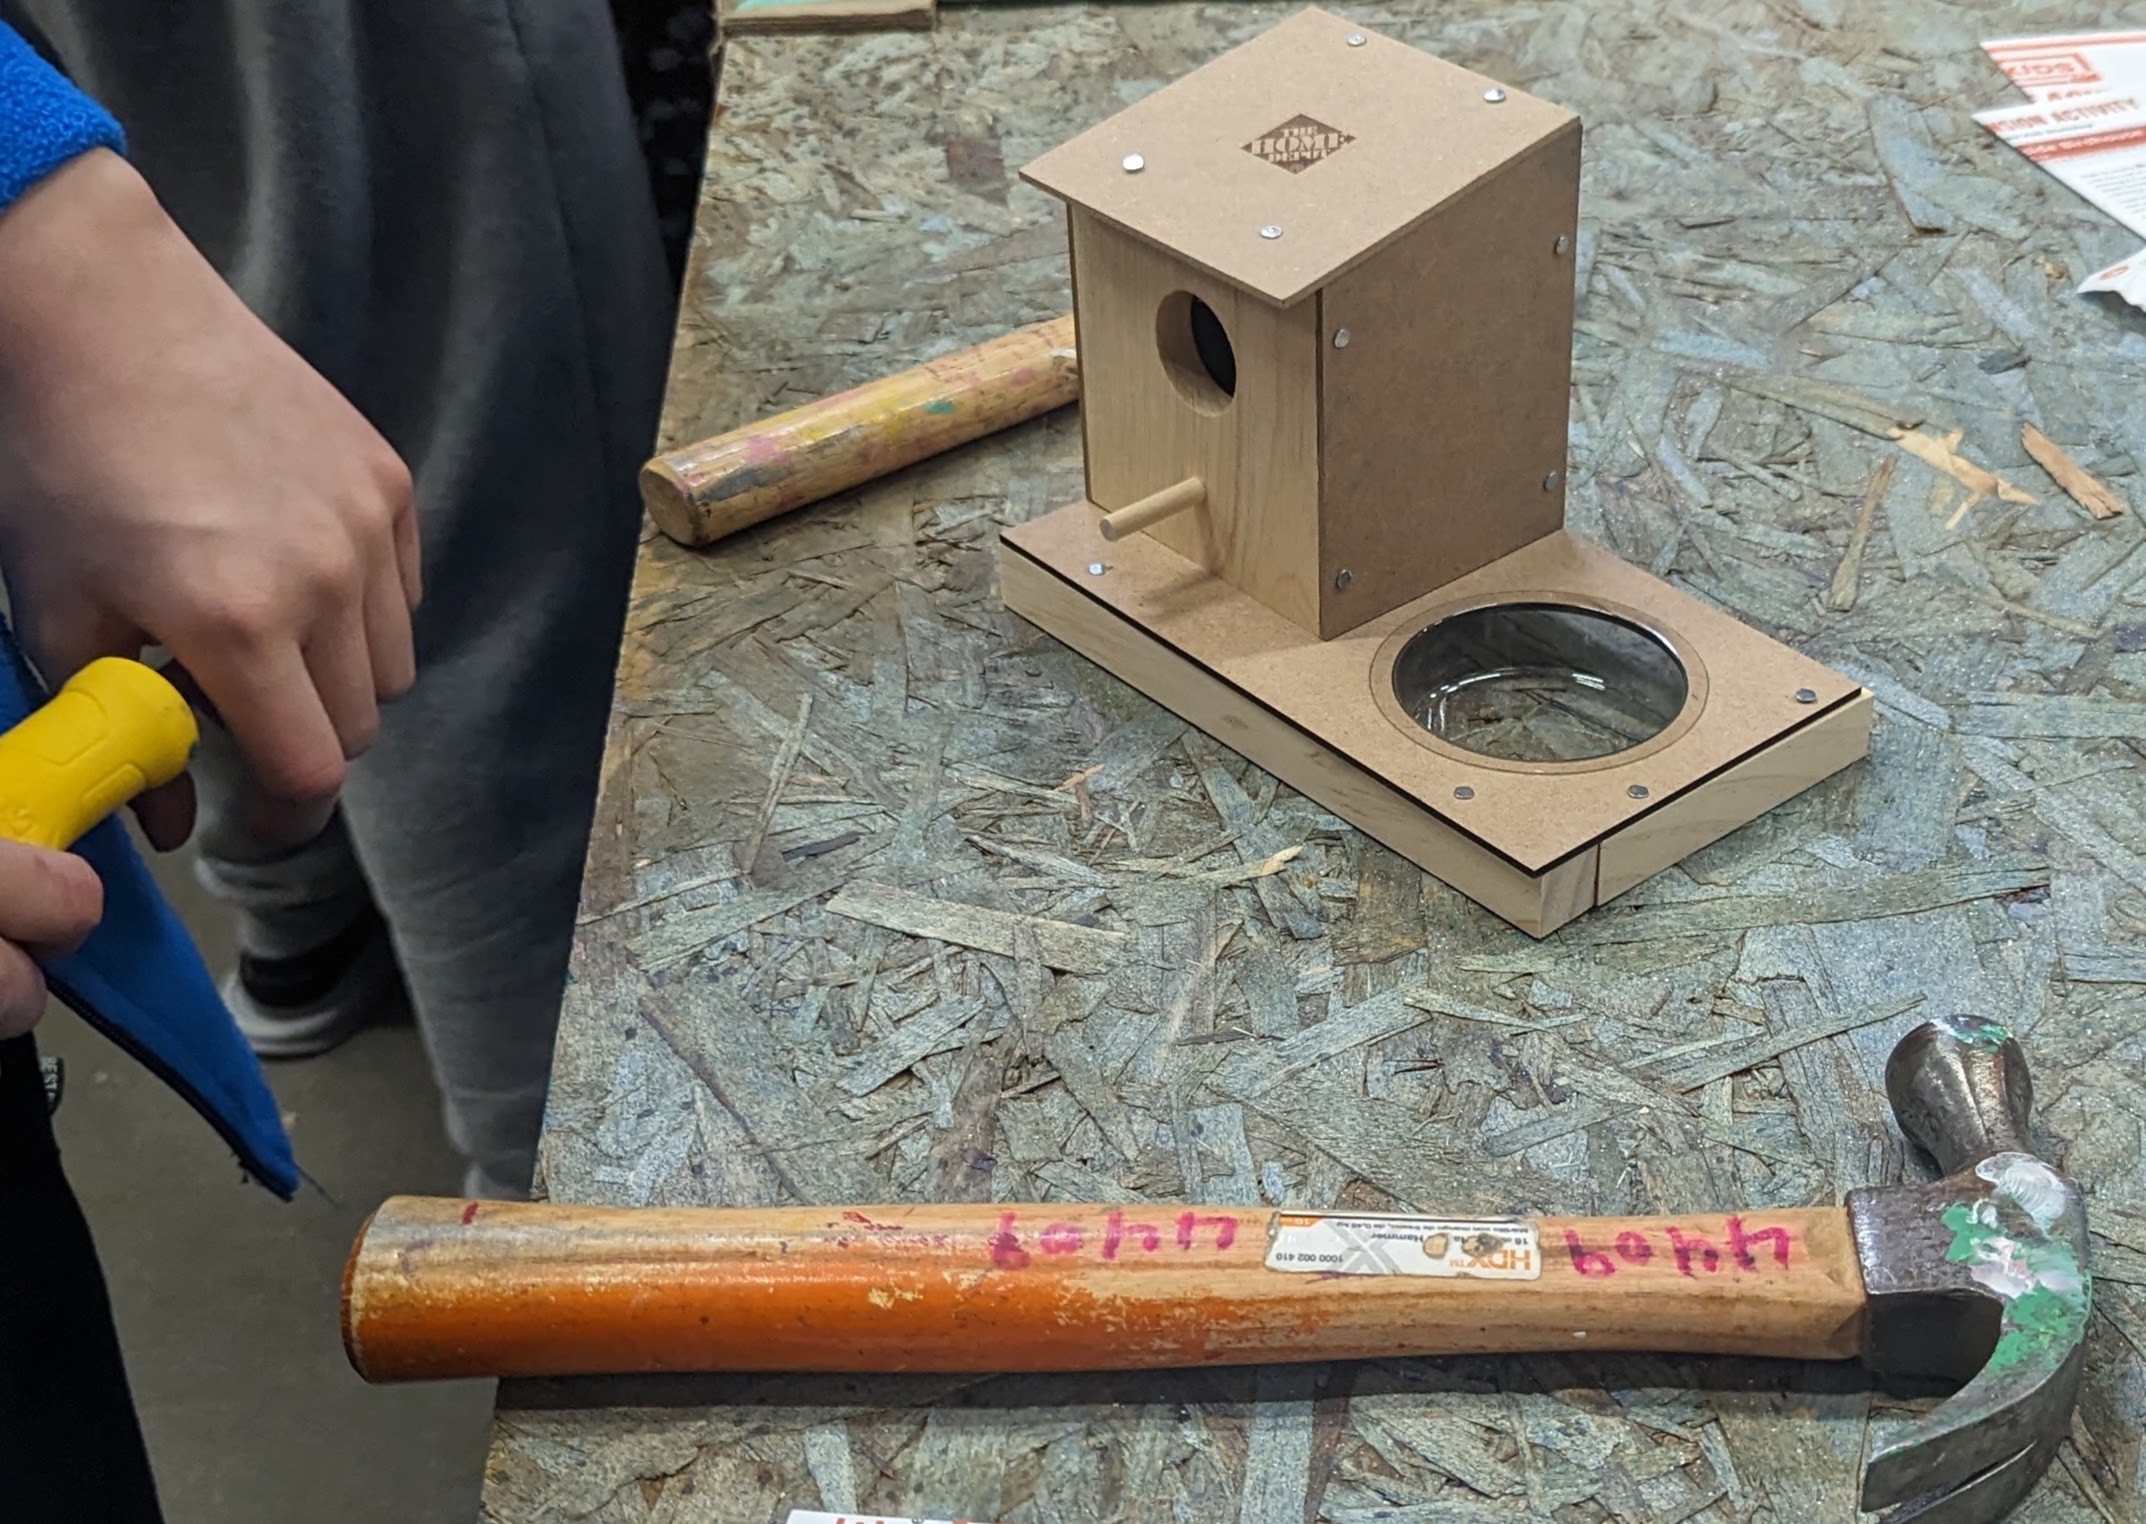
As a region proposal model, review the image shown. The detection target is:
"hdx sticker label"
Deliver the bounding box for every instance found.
[1265,1213,1540,1279]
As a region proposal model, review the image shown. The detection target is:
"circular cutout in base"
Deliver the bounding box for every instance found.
[1388,602,1689,764]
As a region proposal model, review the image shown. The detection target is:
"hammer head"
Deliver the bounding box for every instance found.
[1846,1017,2090,1524]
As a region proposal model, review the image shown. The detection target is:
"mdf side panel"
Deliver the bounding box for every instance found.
[1000,542,1593,937]
[1070,210,1323,634]
[1596,691,1875,903]
[1316,122,1581,638]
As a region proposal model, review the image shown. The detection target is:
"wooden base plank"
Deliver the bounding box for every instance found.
[1000,544,1598,936]
[1004,501,1860,875]
[1595,690,1875,903]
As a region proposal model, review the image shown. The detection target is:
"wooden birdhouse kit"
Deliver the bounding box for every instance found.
[998,7,1874,937]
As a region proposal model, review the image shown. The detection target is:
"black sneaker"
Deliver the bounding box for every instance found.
[224,908,402,1059]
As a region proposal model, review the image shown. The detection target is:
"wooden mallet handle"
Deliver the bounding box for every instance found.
[640,314,1078,547]
[343,1197,1865,1383]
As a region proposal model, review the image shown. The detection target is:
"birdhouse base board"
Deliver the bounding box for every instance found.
[999,502,1872,937]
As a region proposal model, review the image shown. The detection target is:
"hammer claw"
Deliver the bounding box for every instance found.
[1864,1434,2059,1524]
[1861,1338,2085,1515]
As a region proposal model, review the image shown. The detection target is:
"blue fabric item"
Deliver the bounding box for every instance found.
[0,21,124,213]
[0,617,297,1198]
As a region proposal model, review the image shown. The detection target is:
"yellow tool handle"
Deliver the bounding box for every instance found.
[0,658,197,850]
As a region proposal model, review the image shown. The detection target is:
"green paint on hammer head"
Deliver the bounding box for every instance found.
[1941,1185,2090,1378]
[1935,1013,2012,1050]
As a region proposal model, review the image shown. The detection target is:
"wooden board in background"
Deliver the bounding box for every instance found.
[720,0,932,36]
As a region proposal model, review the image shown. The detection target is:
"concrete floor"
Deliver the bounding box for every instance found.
[39,849,495,1522]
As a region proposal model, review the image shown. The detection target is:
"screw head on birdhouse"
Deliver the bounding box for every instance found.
[1021,7,1582,639]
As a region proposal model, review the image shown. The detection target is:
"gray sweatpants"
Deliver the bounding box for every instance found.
[6,0,672,1193]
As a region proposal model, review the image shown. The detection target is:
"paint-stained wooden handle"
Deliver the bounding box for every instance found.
[343,1197,1865,1382]
[640,314,1078,547]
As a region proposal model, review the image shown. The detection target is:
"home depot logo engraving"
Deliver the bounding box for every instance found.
[1244,114,1355,173]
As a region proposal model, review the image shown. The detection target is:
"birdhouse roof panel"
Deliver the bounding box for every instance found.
[1020,7,1578,306]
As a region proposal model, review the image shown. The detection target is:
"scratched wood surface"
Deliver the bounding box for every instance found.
[484,2,2146,1519]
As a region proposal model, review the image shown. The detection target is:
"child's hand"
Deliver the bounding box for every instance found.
[0,149,421,849]
[0,839,100,1038]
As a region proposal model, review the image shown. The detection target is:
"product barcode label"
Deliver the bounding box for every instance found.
[1265,1213,1540,1279]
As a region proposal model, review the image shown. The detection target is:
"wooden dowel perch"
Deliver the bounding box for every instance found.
[640,314,1079,547]
[1098,477,1204,542]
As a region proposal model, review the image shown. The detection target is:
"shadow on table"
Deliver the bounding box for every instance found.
[498,1351,1937,1417]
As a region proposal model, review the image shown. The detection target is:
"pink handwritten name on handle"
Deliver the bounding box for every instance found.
[1562,1217,1797,1279]
[988,1209,1242,1268]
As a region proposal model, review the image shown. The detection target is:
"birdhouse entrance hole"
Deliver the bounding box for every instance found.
[1387,602,1689,765]
[1156,291,1236,413]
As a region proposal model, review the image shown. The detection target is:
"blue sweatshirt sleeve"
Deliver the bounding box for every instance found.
[0,22,123,215]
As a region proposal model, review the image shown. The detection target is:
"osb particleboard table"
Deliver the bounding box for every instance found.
[481,3,2146,1519]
